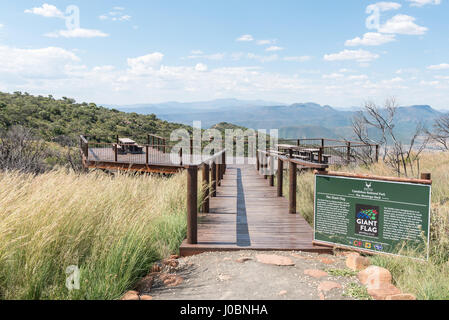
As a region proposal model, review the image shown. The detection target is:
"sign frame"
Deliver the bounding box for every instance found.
[313,171,432,260]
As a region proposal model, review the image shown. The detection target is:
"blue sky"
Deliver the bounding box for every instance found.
[0,0,448,109]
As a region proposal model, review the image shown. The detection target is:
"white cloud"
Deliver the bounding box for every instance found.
[187,52,225,60]
[407,0,441,7]
[378,14,428,35]
[266,46,284,52]
[25,3,64,18]
[345,32,396,46]
[257,39,276,45]
[247,53,278,63]
[283,56,311,62]
[348,74,369,80]
[427,63,449,70]
[324,49,380,62]
[366,2,402,12]
[195,63,208,72]
[127,52,164,75]
[322,73,344,79]
[45,28,109,38]
[99,7,132,21]
[0,45,79,78]
[236,34,254,42]
[0,24,3,28]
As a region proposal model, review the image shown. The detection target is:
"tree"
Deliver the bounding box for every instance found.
[428,114,449,150]
[352,98,429,177]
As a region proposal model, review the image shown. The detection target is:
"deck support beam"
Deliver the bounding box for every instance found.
[289,161,297,214]
[187,166,198,244]
[269,156,274,187]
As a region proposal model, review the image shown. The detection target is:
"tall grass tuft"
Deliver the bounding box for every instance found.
[0,170,188,300]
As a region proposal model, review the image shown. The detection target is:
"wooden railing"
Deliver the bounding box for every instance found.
[185,149,227,244]
[256,149,328,214]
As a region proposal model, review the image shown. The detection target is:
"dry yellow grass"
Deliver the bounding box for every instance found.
[0,170,188,300]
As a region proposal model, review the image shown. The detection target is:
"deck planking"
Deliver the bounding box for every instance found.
[179,164,331,256]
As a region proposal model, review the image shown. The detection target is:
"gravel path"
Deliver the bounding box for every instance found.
[146,250,362,300]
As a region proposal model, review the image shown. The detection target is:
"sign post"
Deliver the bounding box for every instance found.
[313,172,431,260]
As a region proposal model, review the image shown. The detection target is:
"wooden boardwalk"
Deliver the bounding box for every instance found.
[180,163,330,256]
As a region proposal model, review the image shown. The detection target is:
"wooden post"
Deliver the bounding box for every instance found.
[277,158,283,197]
[421,173,431,180]
[375,145,379,163]
[269,156,274,186]
[289,161,297,214]
[163,138,166,153]
[146,145,149,164]
[202,163,210,213]
[190,138,194,156]
[321,139,325,148]
[297,139,300,146]
[116,135,119,144]
[222,151,226,174]
[211,161,217,197]
[179,148,183,166]
[114,143,118,162]
[147,135,150,146]
[318,147,323,164]
[216,162,221,187]
[256,150,260,171]
[187,166,198,244]
[264,154,268,180]
[347,142,351,163]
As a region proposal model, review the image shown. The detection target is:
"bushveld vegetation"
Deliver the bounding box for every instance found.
[289,152,449,300]
[0,170,188,300]
[0,91,191,142]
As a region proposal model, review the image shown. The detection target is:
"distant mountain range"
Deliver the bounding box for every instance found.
[111,99,447,141]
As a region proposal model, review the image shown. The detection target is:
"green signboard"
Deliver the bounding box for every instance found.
[314,174,431,260]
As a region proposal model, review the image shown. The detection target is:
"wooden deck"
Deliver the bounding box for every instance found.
[179,164,331,256]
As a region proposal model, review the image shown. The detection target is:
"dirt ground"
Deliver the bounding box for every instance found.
[146,250,362,300]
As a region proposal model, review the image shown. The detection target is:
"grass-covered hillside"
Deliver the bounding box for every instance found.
[0,91,191,141]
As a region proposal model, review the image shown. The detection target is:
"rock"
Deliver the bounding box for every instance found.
[151,263,162,273]
[256,254,295,266]
[318,257,335,265]
[358,266,392,288]
[346,254,370,271]
[121,290,139,300]
[367,284,401,300]
[223,257,232,261]
[170,254,180,260]
[160,273,184,287]
[318,291,325,300]
[304,269,328,279]
[236,257,252,263]
[278,290,287,296]
[162,259,179,268]
[385,293,416,300]
[317,281,342,292]
[134,274,155,293]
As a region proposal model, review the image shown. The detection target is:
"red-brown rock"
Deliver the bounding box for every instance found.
[368,284,401,300]
[121,290,139,300]
[139,295,153,300]
[358,266,392,289]
[385,293,417,300]
[160,273,184,287]
[236,257,252,263]
[346,254,370,271]
[256,254,295,266]
[304,269,328,279]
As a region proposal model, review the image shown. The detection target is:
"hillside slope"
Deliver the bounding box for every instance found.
[0,92,191,141]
